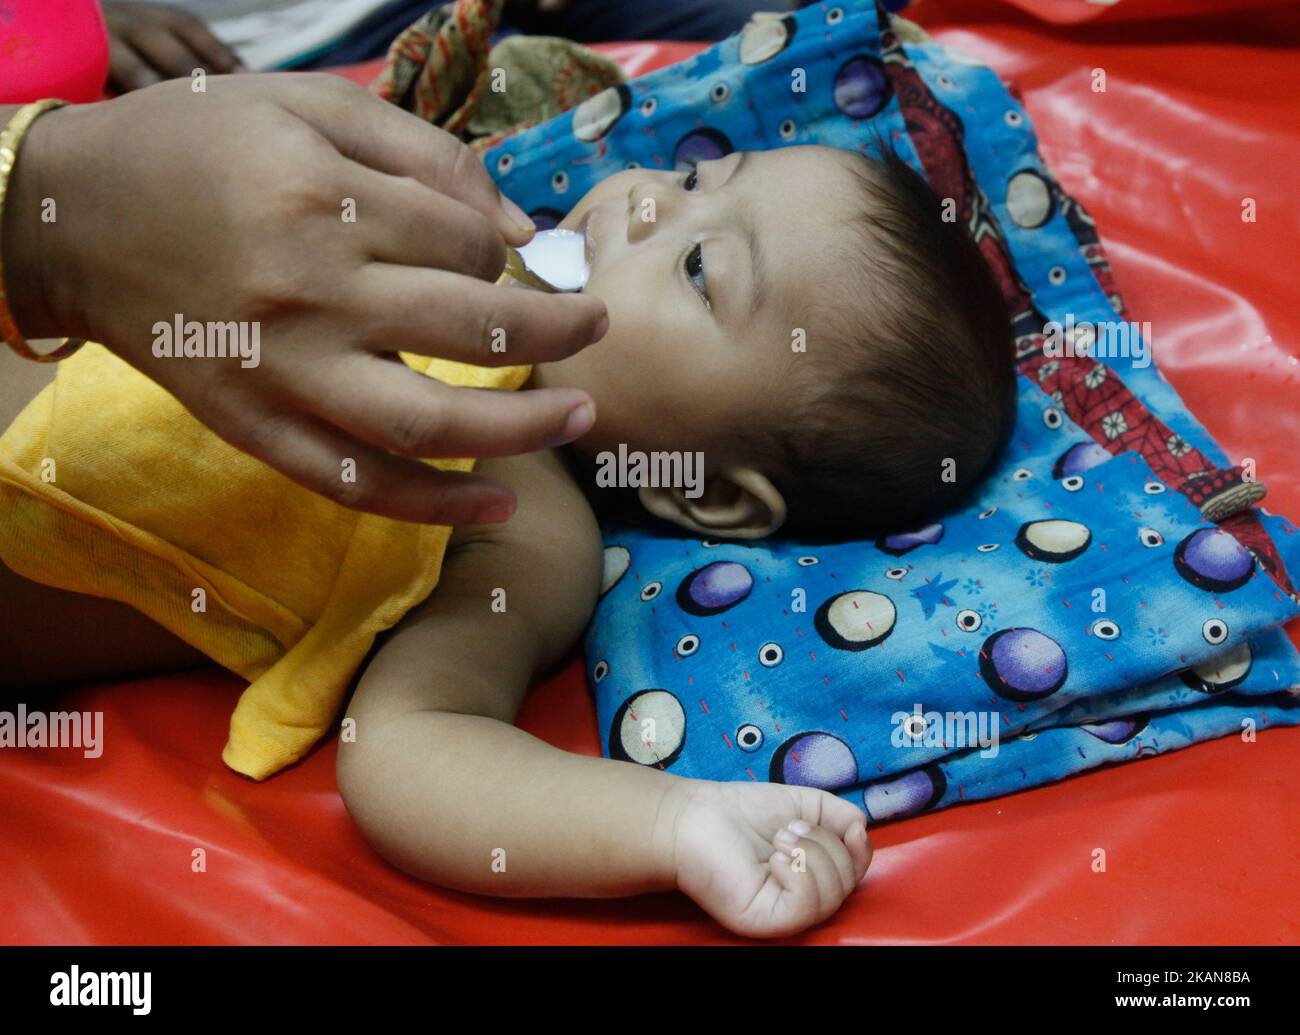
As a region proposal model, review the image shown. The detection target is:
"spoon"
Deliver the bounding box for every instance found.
[502,228,590,293]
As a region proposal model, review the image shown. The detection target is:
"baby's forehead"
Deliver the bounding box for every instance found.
[742,146,875,288]
[741,146,875,228]
[745,143,872,181]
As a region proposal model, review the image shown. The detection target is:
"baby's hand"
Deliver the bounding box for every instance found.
[659,779,872,938]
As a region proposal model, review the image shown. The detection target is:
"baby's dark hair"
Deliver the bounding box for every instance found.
[766,144,1016,540]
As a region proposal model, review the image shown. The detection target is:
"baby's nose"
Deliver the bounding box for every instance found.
[626,179,676,241]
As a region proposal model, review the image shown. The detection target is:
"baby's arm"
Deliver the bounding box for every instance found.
[337,451,872,936]
[338,450,680,897]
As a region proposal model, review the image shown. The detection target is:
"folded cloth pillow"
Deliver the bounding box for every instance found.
[584,378,1300,819]
[474,0,1300,819]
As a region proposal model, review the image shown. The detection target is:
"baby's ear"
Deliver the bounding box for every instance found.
[638,466,786,540]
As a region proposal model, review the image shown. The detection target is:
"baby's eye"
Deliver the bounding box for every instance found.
[684,243,710,309]
[682,168,699,191]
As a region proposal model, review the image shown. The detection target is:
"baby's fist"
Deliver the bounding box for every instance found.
[660,779,872,938]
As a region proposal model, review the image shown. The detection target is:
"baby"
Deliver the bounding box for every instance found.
[0,143,1014,937]
[545,143,1015,540]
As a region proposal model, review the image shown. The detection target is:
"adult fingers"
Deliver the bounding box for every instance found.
[108,37,162,91]
[211,401,519,524]
[354,169,507,282]
[167,11,244,72]
[126,27,211,80]
[351,264,608,367]
[283,78,535,247]
[292,352,596,460]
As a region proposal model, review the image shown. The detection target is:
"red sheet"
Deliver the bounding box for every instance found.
[4,3,1300,945]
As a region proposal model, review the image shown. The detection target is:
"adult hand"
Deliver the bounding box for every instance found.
[103,1,245,92]
[3,75,608,524]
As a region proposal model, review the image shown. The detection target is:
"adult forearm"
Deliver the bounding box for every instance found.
[338,711,683,898]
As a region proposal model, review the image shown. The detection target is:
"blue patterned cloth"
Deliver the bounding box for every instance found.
[484,1,1300,821]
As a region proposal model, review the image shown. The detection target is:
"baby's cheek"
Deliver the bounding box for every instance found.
[582,276,648,342]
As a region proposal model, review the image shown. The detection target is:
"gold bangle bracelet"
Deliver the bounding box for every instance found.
[0,99,85,363]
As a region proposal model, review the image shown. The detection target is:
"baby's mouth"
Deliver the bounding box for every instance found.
[577,208,598,269]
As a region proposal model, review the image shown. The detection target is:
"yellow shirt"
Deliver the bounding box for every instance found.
[0,344,530,779]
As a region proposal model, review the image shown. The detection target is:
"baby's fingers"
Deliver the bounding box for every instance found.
[771,826,848,927]
[766,848,825,935]
[845,820,873,884]
[790,785,868,841]
[781,821,859,905]
[784,787,871,882]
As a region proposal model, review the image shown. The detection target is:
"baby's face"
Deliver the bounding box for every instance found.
[535,145,867,469]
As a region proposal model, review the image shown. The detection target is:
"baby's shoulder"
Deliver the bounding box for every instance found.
[453,448,600,555]
[362,449,602,705]
[446,449,603,645]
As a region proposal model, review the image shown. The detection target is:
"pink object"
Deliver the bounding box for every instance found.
[0,0,108,104]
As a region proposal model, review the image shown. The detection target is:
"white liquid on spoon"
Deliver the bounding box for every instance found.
[516,228,590,292]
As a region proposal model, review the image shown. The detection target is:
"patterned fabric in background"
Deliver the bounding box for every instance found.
[374,0,624,143]
[474,0,1300,821]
